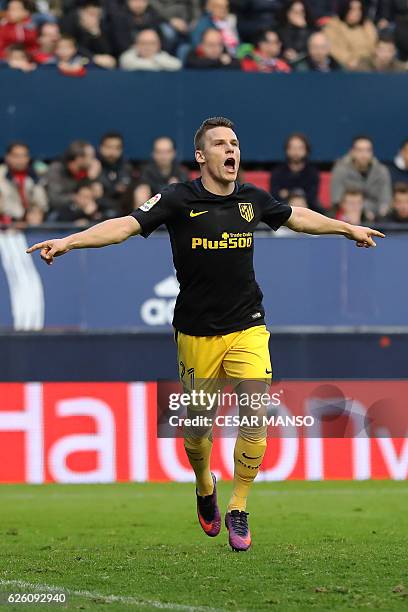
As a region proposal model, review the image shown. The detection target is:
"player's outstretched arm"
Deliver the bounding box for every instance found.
[285,207,385,248]
[26,216,141,265]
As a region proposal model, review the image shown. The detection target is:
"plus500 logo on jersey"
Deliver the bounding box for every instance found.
[191,232,253,250]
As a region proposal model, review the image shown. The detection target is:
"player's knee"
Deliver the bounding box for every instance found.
[184,434,212,451]
[238,424,267,444]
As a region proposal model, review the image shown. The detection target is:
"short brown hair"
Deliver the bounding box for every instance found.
[393,182,408,196]
[194,117,235,150]
[341,187,364,201]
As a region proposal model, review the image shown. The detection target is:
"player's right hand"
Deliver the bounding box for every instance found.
[26,238,70,265]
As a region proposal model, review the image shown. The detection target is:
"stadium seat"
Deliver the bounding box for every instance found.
[318,171,332,209]
[190,169,332,209]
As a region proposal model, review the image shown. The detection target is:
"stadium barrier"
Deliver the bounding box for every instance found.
[1,229,407,330]
[1,381,406,484]
[1,72,408,161]
[1,330,407,381]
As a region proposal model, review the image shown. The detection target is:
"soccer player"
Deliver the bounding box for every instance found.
[27,117,384,551]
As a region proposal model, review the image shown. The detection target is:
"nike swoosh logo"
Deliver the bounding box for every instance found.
[242,453,263,460]
[190,210,208,217]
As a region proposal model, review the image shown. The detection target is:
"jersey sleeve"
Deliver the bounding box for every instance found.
[131,186,177,238]
[259,191,292,231]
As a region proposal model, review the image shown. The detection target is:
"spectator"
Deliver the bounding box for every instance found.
[334,188,365,225]
[271,133,320,211]
[31,21,60,63]
[97,132,133,216]
[388,139,408,187]
[0,142,48,221]
[331,135,392,220]
[355,32,407,73]
[119,28,181,71]
[234,0,280,44]
[45,140,101,209]
[134,136,188,208]
[48,180,103,224]
[185,27,241,69]
[192,0,240,56]
[288,188,308,207]
[2,42,36,70]
[278,0,315,64]
[241,29,291,72]
[323,0,377,70]
[149,0,201,54]
[294,30,341,71]
[0,0,38,59]
[53,33,89,75]
[149,0,201,27]
[60,0,116,69]
[384,183,408,224]
[377,0,408,61]
[109,0,163,58]
[25,204,45,225]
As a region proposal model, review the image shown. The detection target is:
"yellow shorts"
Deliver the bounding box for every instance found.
[176,324,272,389]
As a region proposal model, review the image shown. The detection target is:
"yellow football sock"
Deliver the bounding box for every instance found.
[184,435,214,496]
[228,434,267,512]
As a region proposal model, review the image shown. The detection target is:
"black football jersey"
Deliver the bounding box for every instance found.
[132,178,292,336]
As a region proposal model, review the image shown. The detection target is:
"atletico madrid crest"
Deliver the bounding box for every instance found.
[238,202,254,222]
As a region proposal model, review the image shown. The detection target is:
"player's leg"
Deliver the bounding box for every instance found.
[229,378,269,512]
[177,332,225,495]
[222,325,272,550]
[177,331,225,536]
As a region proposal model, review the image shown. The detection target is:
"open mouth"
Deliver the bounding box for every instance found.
[224,157,236,172]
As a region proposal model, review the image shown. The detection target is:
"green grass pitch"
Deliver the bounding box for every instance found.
[0,481,407,611]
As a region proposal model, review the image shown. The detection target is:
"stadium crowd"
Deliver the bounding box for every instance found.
[1,132,408,227]
[0,0,407,74]
[1,0,407,228]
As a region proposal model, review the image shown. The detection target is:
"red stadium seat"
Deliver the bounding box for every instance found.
[243,171,270,191]
[318,171,332,209]
[189,169,332,209]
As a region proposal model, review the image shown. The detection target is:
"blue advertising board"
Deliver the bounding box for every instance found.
[0,229,406,331]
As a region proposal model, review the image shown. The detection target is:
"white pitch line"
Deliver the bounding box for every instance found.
[0,580,223,611]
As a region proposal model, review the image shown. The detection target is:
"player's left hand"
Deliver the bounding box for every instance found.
[347,225,385,248]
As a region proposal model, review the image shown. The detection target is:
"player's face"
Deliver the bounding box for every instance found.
[197,127,240,184]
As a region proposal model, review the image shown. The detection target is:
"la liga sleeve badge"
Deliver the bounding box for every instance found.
[140,193,162,212]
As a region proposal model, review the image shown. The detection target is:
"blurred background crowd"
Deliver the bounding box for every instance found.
[1,132,408,228]
[0,0,407,229]
[0,0,407,74]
